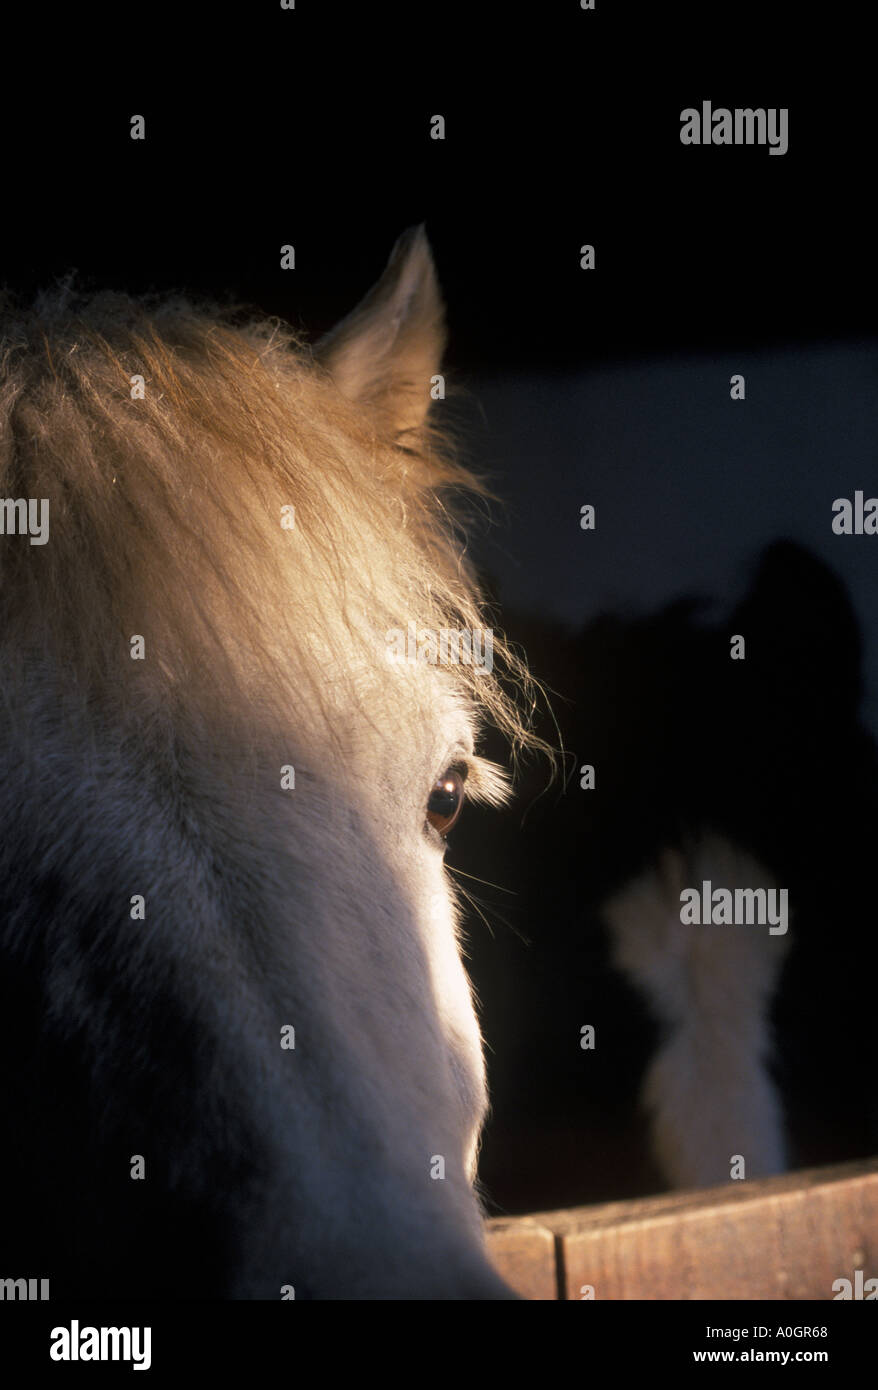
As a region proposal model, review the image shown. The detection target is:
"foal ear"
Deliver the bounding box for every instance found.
[317,225,446,437]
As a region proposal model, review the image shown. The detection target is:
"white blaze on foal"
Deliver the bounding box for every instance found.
[604,834,791,1189]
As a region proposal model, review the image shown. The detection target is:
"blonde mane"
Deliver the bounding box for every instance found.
[0,278,535,790]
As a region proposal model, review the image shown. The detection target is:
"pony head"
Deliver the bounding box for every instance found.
[0,229,532,1298]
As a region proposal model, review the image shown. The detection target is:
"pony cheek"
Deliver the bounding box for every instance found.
[422,875,489,1172]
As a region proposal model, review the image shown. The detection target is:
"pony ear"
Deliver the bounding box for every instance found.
[317,225,446,437]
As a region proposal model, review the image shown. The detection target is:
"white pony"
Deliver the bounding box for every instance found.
[0,229,531,1298]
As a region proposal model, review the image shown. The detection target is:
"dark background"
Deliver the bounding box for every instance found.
[5,6,875,1214]
[2,8,869,363]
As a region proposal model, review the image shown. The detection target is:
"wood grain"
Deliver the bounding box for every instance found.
[486,1157,878,1300]
[485,1218,558,1300]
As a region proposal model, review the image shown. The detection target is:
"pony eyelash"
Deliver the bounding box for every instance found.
[458,754,510,808]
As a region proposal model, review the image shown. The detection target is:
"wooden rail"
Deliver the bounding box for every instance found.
[485,1157,878,1299]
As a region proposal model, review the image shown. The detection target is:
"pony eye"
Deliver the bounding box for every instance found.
[426,766,468,837]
